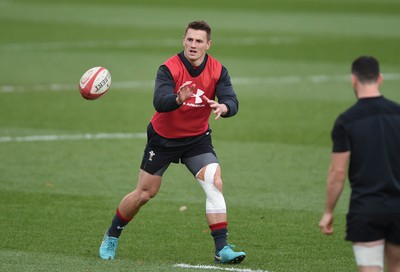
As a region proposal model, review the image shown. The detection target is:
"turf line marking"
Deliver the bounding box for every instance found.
[173,263,269,272]
[0,37,297,52]
[0,132,146,143]
[1,73,400,93]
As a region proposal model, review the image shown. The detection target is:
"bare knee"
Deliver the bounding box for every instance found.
[134,170,162,206]
[136,189,156,206]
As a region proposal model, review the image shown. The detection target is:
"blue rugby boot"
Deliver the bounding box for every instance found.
[215,245,246,264]
[99,233,119,260]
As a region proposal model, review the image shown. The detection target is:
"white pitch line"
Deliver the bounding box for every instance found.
[0,37,298,52]
[0,80,154,93]
[173,263,269,272]
[0,132,146,143]
[2,73,400,93]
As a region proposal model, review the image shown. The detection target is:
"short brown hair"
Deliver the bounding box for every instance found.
[352,56,380,83]
[184,20,212,40]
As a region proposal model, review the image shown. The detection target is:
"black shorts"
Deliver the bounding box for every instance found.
[346,213,400,244]
[140,123,218,176]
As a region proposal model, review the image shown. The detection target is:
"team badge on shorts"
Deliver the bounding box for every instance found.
[148,151,156,161]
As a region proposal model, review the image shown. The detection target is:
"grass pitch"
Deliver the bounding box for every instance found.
[1,0,400,271]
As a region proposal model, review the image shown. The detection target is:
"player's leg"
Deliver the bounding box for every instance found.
[118,169,163,219]
[196,162,226,224]
[385,215,400,272]
[353,240,385,272]
[99,169,164,260]
[346,214,388,271]
[385,242,400,272]
[183,153,246,264]
[197,163,246,264]
[100,125,172,260]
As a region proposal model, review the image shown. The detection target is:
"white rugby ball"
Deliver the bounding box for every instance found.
[79,66,111,100]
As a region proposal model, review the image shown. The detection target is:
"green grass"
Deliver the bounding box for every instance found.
[1,0,400,271]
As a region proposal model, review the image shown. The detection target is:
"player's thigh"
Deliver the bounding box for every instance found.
[181,132,218,176]
[136,169,163,197]
[353,240,385,270]
[182,152,219,177]
[385,241,400,270]
[140,125,180,176]
[140,146,173,176]
[386,214,400,245]
[346,214,386,242]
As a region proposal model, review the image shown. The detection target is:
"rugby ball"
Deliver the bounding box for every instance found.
[79,66,111,100]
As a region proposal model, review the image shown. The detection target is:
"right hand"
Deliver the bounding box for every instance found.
[319,212,334,235]
[177,81,196,104]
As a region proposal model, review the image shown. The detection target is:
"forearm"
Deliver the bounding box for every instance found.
[153,65,180,112]
[153,92,180,112]
[215,67,238,118]
[324,168,346,213]
[320,150,349,235]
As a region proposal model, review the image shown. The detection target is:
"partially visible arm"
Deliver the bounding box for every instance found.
[214,66,238,118]
[153,65,181,112]
[319,151,350,235]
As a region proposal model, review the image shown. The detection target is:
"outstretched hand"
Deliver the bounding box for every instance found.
[203,96,228,120]
[176,82,227,120]
[177,81,196,104]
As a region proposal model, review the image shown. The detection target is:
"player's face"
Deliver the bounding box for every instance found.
[183,28,211,66]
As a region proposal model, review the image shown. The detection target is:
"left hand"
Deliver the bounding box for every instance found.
[203,96,228,120]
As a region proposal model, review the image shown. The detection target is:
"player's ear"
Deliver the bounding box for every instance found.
[205,39,211,50]
[351,74,357,88]
[377,73,383,85]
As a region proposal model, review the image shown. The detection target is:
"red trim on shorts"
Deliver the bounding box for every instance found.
[116,209,132,223]
[209,222,228,231]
